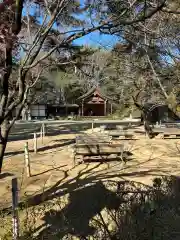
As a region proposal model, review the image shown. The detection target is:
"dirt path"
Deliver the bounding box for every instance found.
[1,132,180,209]
[1,132,180,239]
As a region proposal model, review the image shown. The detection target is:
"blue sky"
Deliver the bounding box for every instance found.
[22,1,120,49]
[73,0,120,48]
[73,32,120,49]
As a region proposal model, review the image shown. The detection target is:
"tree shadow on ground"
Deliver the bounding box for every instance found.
[32,165,68,177]
[38,139,75,152]
[31,175,180,240]
[8,125,88,142]
[36,181,121,239]
[0,172,14,179]
[17,157,160,208]
[5,138,75,157]
[10,152,170,239]
[1,156,167,216]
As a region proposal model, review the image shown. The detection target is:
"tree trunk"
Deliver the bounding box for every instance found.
[133,100,154,137]
[0,121,9,173]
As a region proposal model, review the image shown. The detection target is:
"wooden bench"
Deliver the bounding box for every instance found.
[73,143,125,165]
[75,134,112,144]
[108,130,134,139]
[153,127,180,139]
[165,123,180,128]
[73,133,125,165]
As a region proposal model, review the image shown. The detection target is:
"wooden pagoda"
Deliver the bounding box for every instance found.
[77,87,113,116]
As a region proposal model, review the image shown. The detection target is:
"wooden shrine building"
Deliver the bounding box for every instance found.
[77,87,113,116]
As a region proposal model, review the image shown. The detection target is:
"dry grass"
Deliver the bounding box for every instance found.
[1,131,180,239]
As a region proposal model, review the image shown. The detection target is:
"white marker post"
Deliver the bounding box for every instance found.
[40,125,43,143]
[34,133,37,153]
[24,142,31,177]
[91,121,94,132]
[42,123,45,138]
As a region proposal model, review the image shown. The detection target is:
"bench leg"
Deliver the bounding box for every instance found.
[73,154,76,167]
[74,155,83,166]
[117,151,128,165]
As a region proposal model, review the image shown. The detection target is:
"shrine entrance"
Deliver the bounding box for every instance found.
[77,87,113,116]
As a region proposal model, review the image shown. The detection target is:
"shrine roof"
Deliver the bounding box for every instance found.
[77,86,112,101]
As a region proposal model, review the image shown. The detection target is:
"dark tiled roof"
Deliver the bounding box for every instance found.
[77,86,113,101]
[143,101,167,111]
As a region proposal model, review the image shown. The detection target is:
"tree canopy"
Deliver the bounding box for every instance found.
[0,0,179,171]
